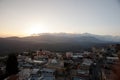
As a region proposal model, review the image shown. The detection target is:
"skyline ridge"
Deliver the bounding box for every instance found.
[1,32,120,38]
[0,32,120,43]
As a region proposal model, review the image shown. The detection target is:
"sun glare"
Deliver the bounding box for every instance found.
[27,24,48,35]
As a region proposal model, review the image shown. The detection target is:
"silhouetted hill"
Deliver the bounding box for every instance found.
[0,33,119,54]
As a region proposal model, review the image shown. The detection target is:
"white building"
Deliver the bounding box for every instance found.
[40,68,56,80]
[66,52,73,58]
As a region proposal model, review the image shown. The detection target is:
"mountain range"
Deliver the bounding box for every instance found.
[0,33,120,54]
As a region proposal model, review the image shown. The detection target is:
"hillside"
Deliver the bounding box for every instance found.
[0,33,119,54]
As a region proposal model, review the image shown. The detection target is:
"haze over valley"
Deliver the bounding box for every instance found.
[0,33,119,54]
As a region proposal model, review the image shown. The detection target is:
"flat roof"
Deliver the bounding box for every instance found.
[31,69,39,74]
[33,60,45,64]
[43,76,55,80]
[72,77,86,80]
[107,57,119,60]
[40,68,56,72]
[82,59,93,66]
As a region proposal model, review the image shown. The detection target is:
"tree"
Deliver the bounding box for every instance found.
[5,53,19,76]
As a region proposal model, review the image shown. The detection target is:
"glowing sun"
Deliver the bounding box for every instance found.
[27,24,48,35]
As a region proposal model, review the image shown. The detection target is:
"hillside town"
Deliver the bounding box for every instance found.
[0,44,120,80]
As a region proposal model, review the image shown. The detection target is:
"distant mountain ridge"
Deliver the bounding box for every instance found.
[0,33,119,54]
[5,33,120,42]
[81,33,120,42]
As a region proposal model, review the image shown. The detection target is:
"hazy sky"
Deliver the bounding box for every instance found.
[0,0,120,37]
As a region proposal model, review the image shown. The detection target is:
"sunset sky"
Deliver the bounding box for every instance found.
[0,0,120,37]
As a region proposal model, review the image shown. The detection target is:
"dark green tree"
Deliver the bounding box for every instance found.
[5,54,19,76]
